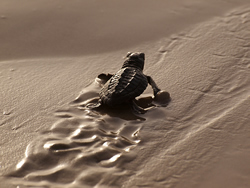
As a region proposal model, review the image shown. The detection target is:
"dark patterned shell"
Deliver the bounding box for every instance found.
[100,67,148,106]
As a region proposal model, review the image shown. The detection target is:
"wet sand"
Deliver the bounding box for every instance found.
[1,0,250,188]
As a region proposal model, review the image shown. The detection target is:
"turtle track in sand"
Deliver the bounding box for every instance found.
[6,77,164,188]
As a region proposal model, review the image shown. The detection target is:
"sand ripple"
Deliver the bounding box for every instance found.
[7,78,152,188]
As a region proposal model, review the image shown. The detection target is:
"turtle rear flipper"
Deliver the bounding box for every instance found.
[131,100,147,114]
[86,99,102,109]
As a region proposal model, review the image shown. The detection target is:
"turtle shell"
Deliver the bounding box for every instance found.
[99,67,148,106]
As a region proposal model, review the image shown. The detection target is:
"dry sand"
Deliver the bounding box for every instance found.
[1,0,250,187]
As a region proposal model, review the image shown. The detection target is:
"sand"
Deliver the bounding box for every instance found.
[0,0,250,187]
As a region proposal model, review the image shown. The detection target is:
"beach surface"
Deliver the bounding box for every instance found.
[1,0,250,187]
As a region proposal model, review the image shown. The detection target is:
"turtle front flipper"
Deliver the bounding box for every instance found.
[96,73,114,86]
[147,76,161,96]
[98,73,113,81]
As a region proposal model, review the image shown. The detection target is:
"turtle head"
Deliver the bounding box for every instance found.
[122,52,145,71]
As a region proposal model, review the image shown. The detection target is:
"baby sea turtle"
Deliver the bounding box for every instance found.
[93,52,168,113]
